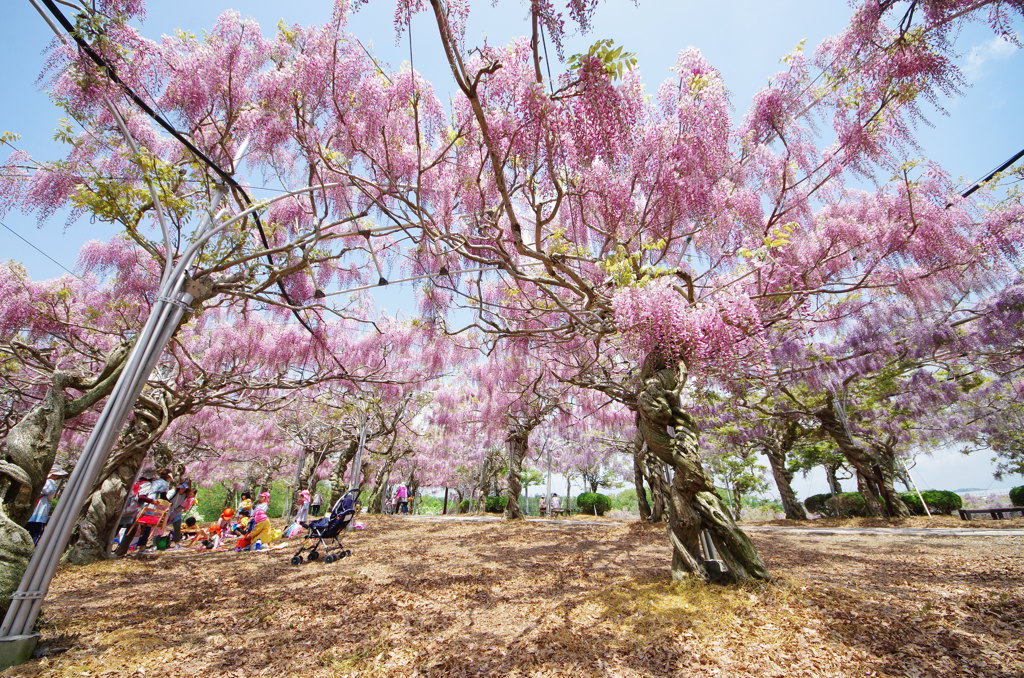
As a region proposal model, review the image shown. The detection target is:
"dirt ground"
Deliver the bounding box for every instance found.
[5,516,1022,677]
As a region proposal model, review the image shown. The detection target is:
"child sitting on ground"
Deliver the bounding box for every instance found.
[235,506,272,550]
[216,507,235,540]
[180,516,200,542]
[231,508,251,535]
[189,521,223,550]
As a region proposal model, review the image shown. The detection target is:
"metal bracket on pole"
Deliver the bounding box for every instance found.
[0,634,39,668]
[156,295,191,312]
[700,530,727,579]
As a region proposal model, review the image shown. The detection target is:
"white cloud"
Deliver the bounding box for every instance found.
[964,34,1020,81]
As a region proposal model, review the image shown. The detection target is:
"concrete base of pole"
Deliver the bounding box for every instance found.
[0,633,40,669]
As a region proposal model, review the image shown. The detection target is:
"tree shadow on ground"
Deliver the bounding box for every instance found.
[10,519,1023,677]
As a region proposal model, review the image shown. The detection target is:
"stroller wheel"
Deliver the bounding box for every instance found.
[291,555,303,566]
[324,554,336,564]
[308,550,320,561]
[343,549,352,557]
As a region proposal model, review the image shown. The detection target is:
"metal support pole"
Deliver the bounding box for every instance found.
[0,163,224,665]
[544,443,552,517]
[344,409,369,528]
[0,281,192,655]
[348,410,369,493]
[901,459,932,518]
[283,447,308,525]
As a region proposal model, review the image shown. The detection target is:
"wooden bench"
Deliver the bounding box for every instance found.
[958,507,1024,520]
[547,508,571,517]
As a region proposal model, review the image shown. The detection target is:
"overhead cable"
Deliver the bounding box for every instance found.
[38,0,323,340]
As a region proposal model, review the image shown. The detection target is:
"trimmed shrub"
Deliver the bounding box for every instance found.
[1009,485,1024,506]
[899,492,925,515]
[826,492,868,517]
[927,490,963,514]
[458,499,471,513]
[901,490,963,515]
[575,492,612,516]
[484,495,508,513]
[803,493,836,517]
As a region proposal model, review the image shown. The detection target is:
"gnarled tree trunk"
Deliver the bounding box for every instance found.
[643,452,669,523]
[64,442,148,565]
[872,440,911,518]
[825,464,842,496]
[368,456,396,513]
[0,464,34,616]
[0,342,129,607]
[636,354,770,583]
[504,427,528,520]
[632,435,653,522]
[328,439,360,506]
[2,342,128,526]
[69,390,188,563]
[2,376,70,527]
[815,396,909,518]
[297,444,329,494]
[763,424,807,520]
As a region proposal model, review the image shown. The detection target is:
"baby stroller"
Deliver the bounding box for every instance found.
[290,488,358,565]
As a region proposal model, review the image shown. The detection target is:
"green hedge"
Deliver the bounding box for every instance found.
[827,492,867,517]
[803,493,836,517]
[805,490,965,518]
[575,492,612,516]
[484,495,508,513]
[900,490,963,515]
[1009,485,1024,506]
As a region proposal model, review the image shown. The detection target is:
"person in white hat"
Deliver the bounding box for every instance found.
[25,468,68,544]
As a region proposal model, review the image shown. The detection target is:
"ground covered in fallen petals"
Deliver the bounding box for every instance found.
[7,516,1022,677]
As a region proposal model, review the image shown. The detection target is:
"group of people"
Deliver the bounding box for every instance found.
[115,469,196,553]
[538,493,563,516]
[183,490,276,551]
[30,463,338,556]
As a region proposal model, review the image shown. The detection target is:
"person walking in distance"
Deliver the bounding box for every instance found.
[25,468,68,544]
[295,489,311,523]
[394,483,409,515]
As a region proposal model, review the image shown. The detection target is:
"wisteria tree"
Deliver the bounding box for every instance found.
[393,0,1024,581]
[2,0,1023,599]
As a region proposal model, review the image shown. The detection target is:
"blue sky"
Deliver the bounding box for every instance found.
[2,0,1022,494]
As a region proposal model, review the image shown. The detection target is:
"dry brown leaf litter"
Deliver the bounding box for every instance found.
[3,517,1021,677]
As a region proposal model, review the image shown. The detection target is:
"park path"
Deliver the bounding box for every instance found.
[407,514,1024,536]
[742,524,1024,537]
